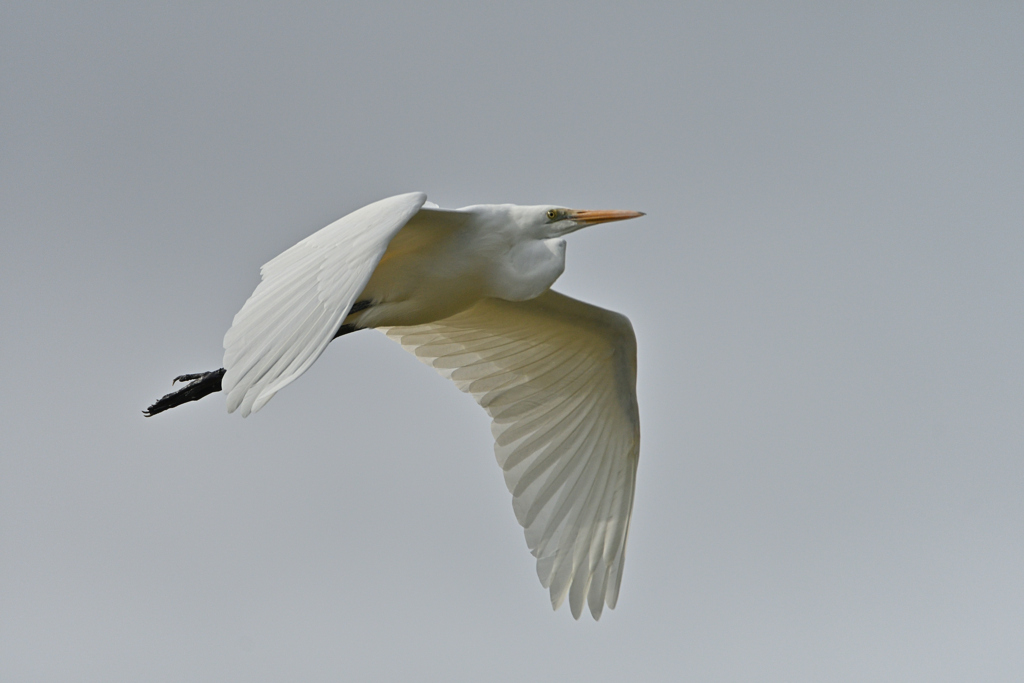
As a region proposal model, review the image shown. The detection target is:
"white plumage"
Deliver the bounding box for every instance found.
[223,193,428,415]
[215,192,645,619]
[383,292,638,619]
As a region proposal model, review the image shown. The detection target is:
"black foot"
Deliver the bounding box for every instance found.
[144,368,226,417]
[172,372,209,384]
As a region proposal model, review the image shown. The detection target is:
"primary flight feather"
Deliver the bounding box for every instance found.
[145,192,645,620]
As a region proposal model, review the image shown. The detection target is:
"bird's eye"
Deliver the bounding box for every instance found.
[546,209,559,220]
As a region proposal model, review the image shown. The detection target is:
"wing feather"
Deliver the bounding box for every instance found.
[382,290,640,619]
[222,192,428,416]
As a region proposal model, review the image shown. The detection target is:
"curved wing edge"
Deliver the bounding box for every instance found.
[223,192,427,416]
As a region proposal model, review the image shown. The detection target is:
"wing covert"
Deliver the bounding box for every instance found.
[382,290,640,619]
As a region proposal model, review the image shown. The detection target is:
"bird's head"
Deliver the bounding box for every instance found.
[521,205,646,239]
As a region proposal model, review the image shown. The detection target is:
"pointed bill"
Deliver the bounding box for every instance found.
[568,209,646,226]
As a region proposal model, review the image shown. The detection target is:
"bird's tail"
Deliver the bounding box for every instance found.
[144,368,226,417]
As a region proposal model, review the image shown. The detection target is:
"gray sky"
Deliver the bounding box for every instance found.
[2,2,1023,681]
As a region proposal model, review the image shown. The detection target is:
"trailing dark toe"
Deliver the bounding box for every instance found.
[144,368,226,417]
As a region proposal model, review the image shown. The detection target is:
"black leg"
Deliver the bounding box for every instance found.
[333,323,359,339]
[333,300,373,339]
[143,368,226,417]
[348,300,373,315]
[145,301,373,417]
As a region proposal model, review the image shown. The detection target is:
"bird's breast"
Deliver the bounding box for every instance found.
[486,238,566,302]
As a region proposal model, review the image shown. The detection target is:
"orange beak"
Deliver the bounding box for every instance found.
[567,209,646,227]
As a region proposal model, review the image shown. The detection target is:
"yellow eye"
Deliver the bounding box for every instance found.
[546,209,558,220]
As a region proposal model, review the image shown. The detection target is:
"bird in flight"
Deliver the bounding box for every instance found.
[145,192,645,619]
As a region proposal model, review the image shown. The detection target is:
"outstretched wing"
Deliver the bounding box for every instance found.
[223,192,427,416]
[382,291,640,620]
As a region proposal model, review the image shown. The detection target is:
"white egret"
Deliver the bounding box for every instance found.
[145,192,645,619]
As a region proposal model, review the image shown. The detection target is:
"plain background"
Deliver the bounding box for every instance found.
[2,2,1022,681]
